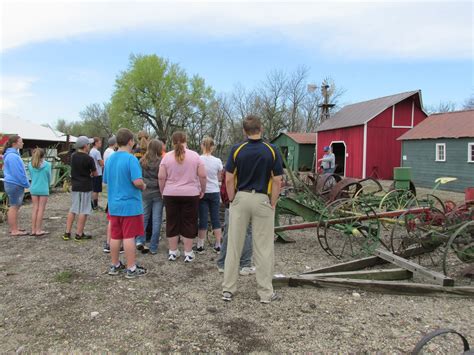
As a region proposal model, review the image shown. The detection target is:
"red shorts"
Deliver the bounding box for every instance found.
[109,215,144,240]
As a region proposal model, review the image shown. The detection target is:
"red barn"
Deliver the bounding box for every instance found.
[316,90,427,179]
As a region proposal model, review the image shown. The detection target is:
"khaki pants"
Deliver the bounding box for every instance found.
[222,191,275,301]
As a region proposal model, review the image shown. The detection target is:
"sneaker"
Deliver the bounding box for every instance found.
[103,242,110,253]
[108,261,126,275]
[119,246,124,254]
[168,250,181,261]
[74,233,92,241]
[195,246,205,254]
[213,245,221,254]
[184,251,195,263]
[260,292,280,304]
[239,266,256,276]
[222,291,233,302]
[62,232,71,241]
[217,266,224,273]
[125,265,147,279]
[136,244,150,254]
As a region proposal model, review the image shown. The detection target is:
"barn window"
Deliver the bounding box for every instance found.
[435,143,446,162]
[468,143,474,163]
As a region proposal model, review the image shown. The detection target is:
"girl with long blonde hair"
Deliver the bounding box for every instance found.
[28,148,52,236]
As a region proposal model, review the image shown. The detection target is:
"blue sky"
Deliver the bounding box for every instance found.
[1,1,472,126]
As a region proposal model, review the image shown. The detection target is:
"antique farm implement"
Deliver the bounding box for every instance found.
[274,165,474,285]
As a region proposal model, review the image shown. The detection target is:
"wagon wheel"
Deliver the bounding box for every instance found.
[0,193,8,223]
[389,207,447,266]
[317,198,381,259]
[442,220,474,282]
[379,189,418,211]
[418,194,446,213]
[327,178,363,203]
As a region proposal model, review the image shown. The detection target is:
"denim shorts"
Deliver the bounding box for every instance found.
[4,182,25,207]
[198,192,221,230]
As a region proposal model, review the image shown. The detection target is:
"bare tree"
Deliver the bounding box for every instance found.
[286,66,309,132]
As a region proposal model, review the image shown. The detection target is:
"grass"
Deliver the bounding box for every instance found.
[54,270,74,283]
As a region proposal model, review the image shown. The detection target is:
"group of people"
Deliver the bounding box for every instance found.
[2,114,285,303]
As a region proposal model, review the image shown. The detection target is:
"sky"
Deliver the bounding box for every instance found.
[0,0,473,126]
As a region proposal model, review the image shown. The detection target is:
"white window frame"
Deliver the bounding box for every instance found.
[435,143,446,162]
[468,143,474,163]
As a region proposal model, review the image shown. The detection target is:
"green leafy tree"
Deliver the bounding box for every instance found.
[110,54,214,146]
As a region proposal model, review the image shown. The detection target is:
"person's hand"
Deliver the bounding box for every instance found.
[199,192,205,199]
[142,183,147,191]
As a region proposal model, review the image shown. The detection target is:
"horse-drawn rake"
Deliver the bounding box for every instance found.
[274,169,474,295]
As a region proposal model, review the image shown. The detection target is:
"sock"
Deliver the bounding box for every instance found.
[215,242,221,248]
[197,239,204,248]
[128,264,137,272]
[114,262,121,268]
[94,199,98,208]
[169,249,177,255]
[185,251,194,257]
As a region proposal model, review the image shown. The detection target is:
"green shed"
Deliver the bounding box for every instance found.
[271,132,317,171]
[398,110,474,192]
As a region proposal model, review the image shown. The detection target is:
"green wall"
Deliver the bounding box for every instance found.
[401,138,474,192]
[271,134,315,171]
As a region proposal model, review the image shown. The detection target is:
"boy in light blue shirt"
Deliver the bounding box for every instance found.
[103,128,147,279]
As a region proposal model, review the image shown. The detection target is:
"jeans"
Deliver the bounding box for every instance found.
[136,195,164,253]
[4,182,25,207]
[198,192,221,230]
[323,167,335,174]
[217,208,252,269]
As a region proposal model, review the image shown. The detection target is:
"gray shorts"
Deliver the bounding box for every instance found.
[70,191,92,215]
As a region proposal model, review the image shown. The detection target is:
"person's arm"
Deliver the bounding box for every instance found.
[198,162,207,198]
[158,164,167,195]
[270,175,282,208]
[225,171,235,202]
[133,178,146,191]
[98,159,104,168]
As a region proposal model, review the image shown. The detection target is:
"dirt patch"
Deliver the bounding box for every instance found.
[0,190,473,353]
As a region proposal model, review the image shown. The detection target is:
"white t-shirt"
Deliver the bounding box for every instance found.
[200,155,223,193]
[89,147,103,176]
[103,147,115,164]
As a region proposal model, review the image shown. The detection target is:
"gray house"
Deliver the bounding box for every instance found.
[398,110,474,192]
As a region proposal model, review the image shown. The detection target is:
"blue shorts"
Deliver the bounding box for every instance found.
[4,182,25,207]
[198,192,221,230]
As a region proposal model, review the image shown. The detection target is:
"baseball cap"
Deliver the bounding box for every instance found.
[108,135,117,145]
[75,136,94,149]
[323,146,330,151]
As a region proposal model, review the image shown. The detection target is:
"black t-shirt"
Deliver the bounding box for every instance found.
[71,151,96,192]
[225,138,284,194]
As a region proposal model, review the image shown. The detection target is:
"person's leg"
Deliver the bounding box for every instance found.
[164,196,180,258]
[136,197,152,246]
[8,206,20,233]
[123,237,136,269]
[76,214,88,235]
[209,193,222,248]
[181,196,199,255]
[65,212,75,233]
[251,194,275,302]
[240,223,253,268]
[222,192,252,296]
[216,208,229,269]
[183,237,194,254]
[149,197,164,253]
[35,196,48,234]
[197,196,209,249]
[168,236,179,251]
[31,195,39,234]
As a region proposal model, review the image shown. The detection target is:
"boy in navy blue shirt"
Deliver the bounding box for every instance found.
[103,128,147,278]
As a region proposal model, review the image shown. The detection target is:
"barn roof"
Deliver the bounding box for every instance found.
[283,132,317,144]
[0,114,77,142]
[398,110,474,140]
[317,90,422,132]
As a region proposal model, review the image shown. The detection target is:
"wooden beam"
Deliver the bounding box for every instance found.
[373,249,454,286]
[280,277,474,298]
[300,245,435,275]
[298,268,412,281]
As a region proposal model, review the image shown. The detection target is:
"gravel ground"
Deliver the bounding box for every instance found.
[0,190,473,353]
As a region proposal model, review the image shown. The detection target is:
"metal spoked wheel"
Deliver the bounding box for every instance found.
[389,207,447,266]
[317,198,381,259]
[379,189,418,211]
[442,220,474,283]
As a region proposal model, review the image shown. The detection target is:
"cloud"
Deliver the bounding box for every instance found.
[0,1,472,59]
[0,76,37,112]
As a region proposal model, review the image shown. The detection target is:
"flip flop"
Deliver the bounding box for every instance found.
[10,231,28,237]
[36,231,50,237]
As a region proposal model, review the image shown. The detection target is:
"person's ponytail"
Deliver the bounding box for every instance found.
[172,131,187,163]
[31,148,45,168]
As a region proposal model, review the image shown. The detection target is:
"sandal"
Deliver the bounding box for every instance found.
[10,231,28,237]
[36,231,49,237]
